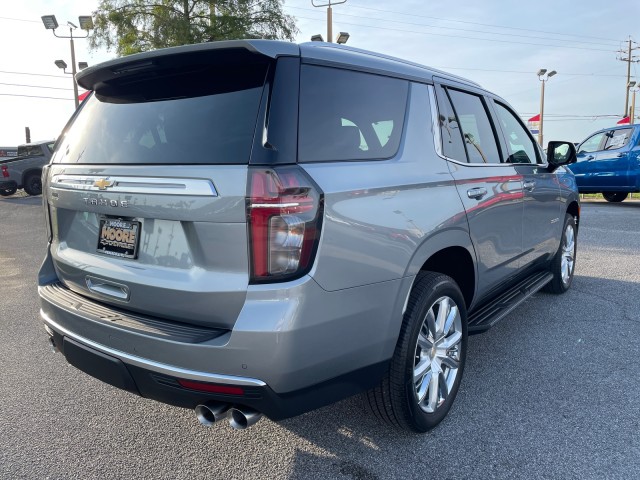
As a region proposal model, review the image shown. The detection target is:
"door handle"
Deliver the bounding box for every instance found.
[616,152,625,158]
[467,187,487,200]
[523,180,536,191]
[586,155,594,160]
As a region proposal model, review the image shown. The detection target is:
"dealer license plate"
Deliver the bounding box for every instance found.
[96,218,140,259]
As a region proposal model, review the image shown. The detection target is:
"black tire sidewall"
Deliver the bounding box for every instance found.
[548,214,577,293]
[0,187,17,197]
[603,192,628,203]
[24,174,42,196]
[401,275,468,431]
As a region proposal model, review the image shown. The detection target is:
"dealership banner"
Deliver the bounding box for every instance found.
[528,114,540,135]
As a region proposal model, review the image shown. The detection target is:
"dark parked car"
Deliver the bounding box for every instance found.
[38,40,579,433]
[568,125,640,202]
[0,140,55,196]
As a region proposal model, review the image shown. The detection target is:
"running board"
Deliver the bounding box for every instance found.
[467,271,553,335]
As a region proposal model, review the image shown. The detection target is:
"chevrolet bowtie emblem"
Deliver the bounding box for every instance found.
[94,178,115,190]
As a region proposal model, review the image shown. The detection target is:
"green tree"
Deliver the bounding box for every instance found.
[89,0,298,56]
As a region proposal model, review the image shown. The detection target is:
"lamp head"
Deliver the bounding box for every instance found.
[78,16,93,30]
[41,15,58,30]
[336,32,350,44]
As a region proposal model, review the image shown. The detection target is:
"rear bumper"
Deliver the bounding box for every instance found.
[43,314,387,420]
[38,264,411,419]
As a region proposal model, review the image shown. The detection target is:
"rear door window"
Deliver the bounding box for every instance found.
[446,89,502,164]
[434,85,467,162]
[52,62,269,165]
[298,65,409,162]
[603,128,633,150]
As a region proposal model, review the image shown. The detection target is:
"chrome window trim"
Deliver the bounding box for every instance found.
[50,174,218,196]
[41,310,266,387]
[428,84,547,168]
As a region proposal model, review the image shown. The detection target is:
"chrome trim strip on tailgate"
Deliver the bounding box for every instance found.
[40,309,266,387]
[51,174,218,196]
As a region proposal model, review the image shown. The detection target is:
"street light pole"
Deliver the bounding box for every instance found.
[632,90,636,124]
[311,0,346,43]
[69,29,79,108]
[537,68,557,147]
[41,15,92,108]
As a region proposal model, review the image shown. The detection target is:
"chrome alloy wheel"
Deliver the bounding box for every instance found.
[413,296,462,413]
[561,223,575,285]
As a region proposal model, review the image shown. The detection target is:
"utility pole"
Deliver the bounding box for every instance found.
[311,0,346,43]
[617,37,639,117]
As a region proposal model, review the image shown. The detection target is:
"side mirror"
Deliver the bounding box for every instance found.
[546,141,577,171]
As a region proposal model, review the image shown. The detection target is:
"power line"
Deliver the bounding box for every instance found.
[0,93,72,101]
[293,14,615,53]
[288,6,618,48]
[0,82,73,91]
[0,70,69,79]
[521,113,620,118]
[0,16,40,23]
[342,4,621,44]
[432,66,626,78]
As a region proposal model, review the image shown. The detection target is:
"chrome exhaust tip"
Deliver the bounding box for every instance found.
[195,402,231,427]
[229,407,262,430]
[44,325,58,353]
[47,335,58,353]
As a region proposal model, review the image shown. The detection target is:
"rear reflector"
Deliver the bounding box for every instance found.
[177,379,245,396]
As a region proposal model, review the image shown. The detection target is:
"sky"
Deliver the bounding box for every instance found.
[1,0,639,146]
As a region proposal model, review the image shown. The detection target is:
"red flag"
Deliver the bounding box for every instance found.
[528,114,541,122]
[617,116,630,125]
[78,90,91,102]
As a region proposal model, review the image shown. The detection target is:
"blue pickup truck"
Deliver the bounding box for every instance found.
[568,125,640,202]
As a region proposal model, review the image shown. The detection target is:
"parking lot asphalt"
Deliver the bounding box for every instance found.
[0,195,638,480]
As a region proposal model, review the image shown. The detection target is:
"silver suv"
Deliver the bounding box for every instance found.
[39,40,579,432]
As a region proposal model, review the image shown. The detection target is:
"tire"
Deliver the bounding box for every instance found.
[544,214,577,294]
[0,186,17,196]
[365,272,468,432]
[602,192,628,203]
[23,172,42,196]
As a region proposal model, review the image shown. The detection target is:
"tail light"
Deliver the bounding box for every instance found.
[247,166,323,283]
[1,165,8,178]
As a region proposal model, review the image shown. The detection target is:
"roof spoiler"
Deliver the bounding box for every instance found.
[76,40,299,91]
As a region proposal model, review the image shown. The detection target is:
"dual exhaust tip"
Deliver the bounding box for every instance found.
[195,402,262,430]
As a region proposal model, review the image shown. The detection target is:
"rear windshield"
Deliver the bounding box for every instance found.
[53,63,268,165]
[17,144,48,157]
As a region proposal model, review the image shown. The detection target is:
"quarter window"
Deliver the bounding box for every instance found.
[447,89,501,164]
[298,66,409,162]
[494,102,538,164]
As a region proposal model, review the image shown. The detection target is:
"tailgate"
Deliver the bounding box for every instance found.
[47,164,249,329]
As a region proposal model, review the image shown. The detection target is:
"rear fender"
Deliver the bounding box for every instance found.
[380,228,478,359]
